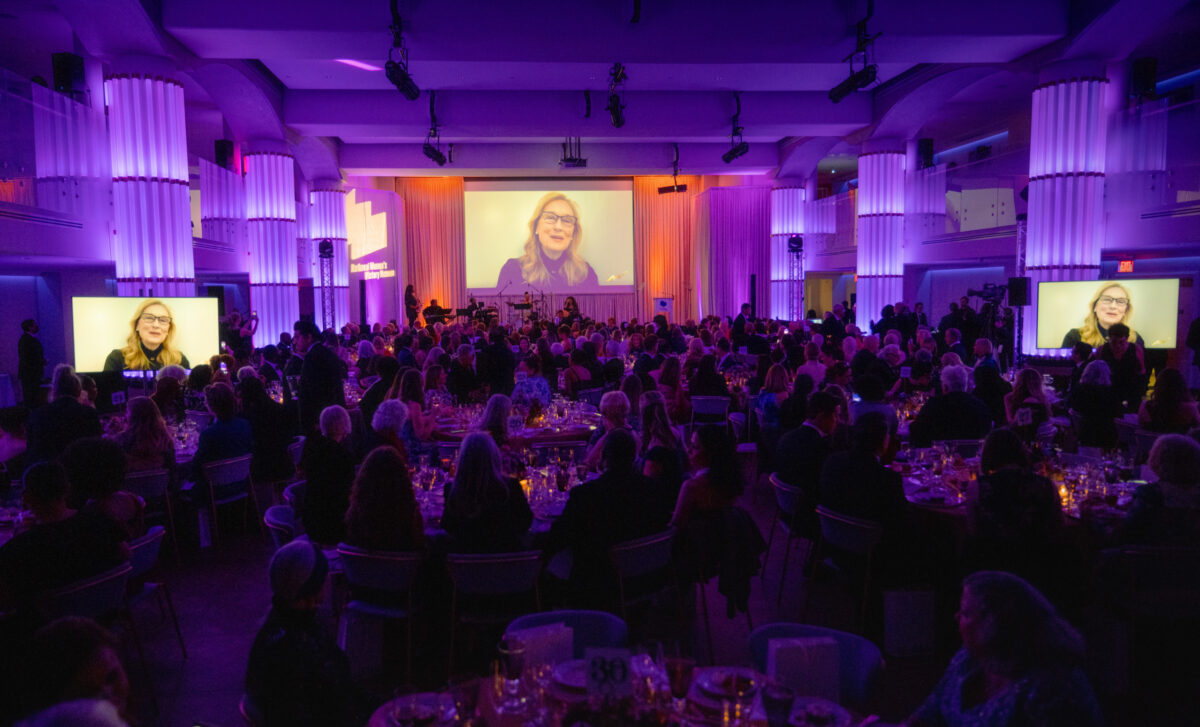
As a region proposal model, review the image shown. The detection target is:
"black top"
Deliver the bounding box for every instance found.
[446,360,481,404]
[103,346,190,372]
[299,435,356,546]
[244,399,298,483]
[298,343,346,435]
[0,507,127,609]
[495,256,602,292]
[441,477,533,553]
[17,332,45,382]
[818,450,909,537]
[908,391,993,448]
[1067,383,1122,448]
[1061,325,1144,349]
[25,397,102,463]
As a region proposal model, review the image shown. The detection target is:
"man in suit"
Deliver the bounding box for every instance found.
[773,391,841,538]
[477,328,516,397]
[26,364,101,464]
[447,344,482,404]
[943,327,969,363]
[732,303,753,349]
[850,335,881,380]
[745,323,770,356]
[908,364,994,447]
[17,319,45,408]
[820,309,846,342]
[292,320,345,436]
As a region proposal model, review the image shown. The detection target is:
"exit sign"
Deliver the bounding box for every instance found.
[1118,260,1134,273]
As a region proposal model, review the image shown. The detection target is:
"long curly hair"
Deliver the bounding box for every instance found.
[518,192,589,287]
[345,446,420,551]
[1076,282,1137,347]
[121,299,184,369]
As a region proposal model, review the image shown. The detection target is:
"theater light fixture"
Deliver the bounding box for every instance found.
[722,92,748,164]
[607,62,628,128]
[560,137,587,168]
[385,0,420,100]
[829,0,880,103]
[658,143,688,194]
[422,90,449,166]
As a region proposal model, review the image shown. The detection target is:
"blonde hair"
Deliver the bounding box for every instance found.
[121,299,184,370]
[1077,283,1137,347]
[518,192,589,287]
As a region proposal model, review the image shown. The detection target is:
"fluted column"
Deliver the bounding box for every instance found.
[1022,74,1108,355]
[104,74,193,296]
[245,152,298,347]
[199,158,246,248]
[856,144,905,329]
[310,185,350,331]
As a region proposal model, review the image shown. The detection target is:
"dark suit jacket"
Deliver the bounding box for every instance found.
[821,316,845,340]
[298,343,346,435]
[26,397,101,463]
[817,450,909,536]
[746,335,770,356]
[18,332,45,384]
[908,391,993,447]
[772,424,830,537]
[479,341,516,396]
[447,361,481,404]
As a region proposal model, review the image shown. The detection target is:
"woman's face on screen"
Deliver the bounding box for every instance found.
[536,199,577,257]
[1093,286,1129,328]
[137,303,171,347]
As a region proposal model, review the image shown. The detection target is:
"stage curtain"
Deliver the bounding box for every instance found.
[633,175,700,322]
[694,186,771,320]
[394,177,466,310]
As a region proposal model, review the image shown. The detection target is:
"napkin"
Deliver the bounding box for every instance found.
[766,636,840,703]
[506,622,574,666]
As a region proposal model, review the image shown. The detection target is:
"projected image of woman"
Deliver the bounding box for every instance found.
[104,299,191,372]
[495,192,601,292]
[1060,282,1144,349]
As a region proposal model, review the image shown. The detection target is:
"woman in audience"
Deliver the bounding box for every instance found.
[394,369,435,442]
[512,354,552,411]
[849,373,897,433]
[639,398,683,458]
[298,405,355,546]
[1004,368,1053,441]
[191,382,253,508]
[62,436,145,539]
[584,391,632,469]
[620,374,643,431]
[475,393,523,475]
[687,354,731,398]
[796,341,826,385]
[1112,433,1200,547]
[656,357,687,421]
[746,355,773,396]
[1138,367,1200,434]
[902,571,1103,727]
[370,399,412,463]
[681,337,706,380]
[441,432,533,552]
[972,364,1013,427]
[423,364,449,408]
[238,375,296,485]
[151,374,186,424]
[354,339,375,380]
[671,426,741,529]
[344,446,424,552]
[562,348,593,400]
[117,396,176,476]
[1067,360,1122,450]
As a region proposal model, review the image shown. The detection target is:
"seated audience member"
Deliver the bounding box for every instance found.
[1096,322,1145,410]
[358,355,400,431]
[562,349,595,400]
[901,571,1104,727]
[584,391,632,469]
[298,406,356,546]
[774,391,840,492]
[191,382,254,505]
[370,399,413,462]
[972,337,999,370]
[62,437,144,539]
[971,365,1012,429]
[1067,361,1122,450]
[656,357,687,421]
[116,396,176,476]
[344,446,424,552]
[642,444,686,506]
[620,374,643,431]
[1066,341,1093,393]
[184,364,213,410]
[1112,433,1200,547]
[441,432,533,553]
[909,365,993,447]
[638,398,685,467]
[245,541,376,727]
[1004,368,1053,442]
[746,355,773,396]
[474,393,524,472]
[392,368,435,443]
[354,339,375,380]
[511,356,552,411]
[672,426,741,530]
[688,354,731,399]
[238,375,296,484]
[26,364,102,464]
[1138,367,1200,434]
[548,430,670,604]
[17,617,130,725]
[151,373,186,424]
[446,344,482,404]
[0,463,128,618]
[849,374,897,433]
[796,342,826,387]
[818,412,908,545]
[755,364,791,430]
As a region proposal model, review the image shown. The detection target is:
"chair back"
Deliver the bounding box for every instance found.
[203,454,253,487]
[264,505,296,550]
[577,387,605,408]
[691,396,731,418]
[816,506,883,555]
[283,480,306,512]
[769,473,802,518]
[128,526,166,579]
[446,551,543,597]
[610,529,675,580]
[360,375,381,390]
[748,622,884,707]
[1114,418,1138,448]
[36,563,133,622]
[186,410,214,430]
[288,437,306,468]
[123,469,170,501]
[1134,429,1160,461]
[336,544,423,595]
[505,610,628,659]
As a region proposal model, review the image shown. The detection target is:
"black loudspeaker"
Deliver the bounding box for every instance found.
[1132,57,1157,100]
[749,274,757,319]
[214,140,235,170]
[51,52,85,98]
[205,285,226,318]
[917,138,934,169]
[359,279,367,327]
[1008,277,1031,306]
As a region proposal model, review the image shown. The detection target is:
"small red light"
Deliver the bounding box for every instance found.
[1118,260,1134,273]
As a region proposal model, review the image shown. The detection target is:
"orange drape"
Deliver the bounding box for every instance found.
[633,175,700,322]
[394,177,466,310]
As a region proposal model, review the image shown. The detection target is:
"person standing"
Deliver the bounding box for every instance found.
[292,320,345,436]
[18,319,45,408]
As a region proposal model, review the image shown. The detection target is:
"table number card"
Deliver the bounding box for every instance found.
[584,648,632,698]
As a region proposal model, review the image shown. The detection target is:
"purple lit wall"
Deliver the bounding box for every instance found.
[245,152,299,346]
[856,147,905,328]
[1022,76,1108,355]
[310,186,350,330]
[104,75,194,297]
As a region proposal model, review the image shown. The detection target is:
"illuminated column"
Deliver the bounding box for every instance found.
[245,152,298,347]
[310,185,350,330]
[856,144,905,329]
[770,186,805,320]
[199,158,246,248]
[105,74,194,297]
[1022,74,1108,355]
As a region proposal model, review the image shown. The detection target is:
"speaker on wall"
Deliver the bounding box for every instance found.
[1007,277,1031,306]
[1132,57,1157,100]
[51,52,85,99]
[214,140,235,171]
[917,138,934,169]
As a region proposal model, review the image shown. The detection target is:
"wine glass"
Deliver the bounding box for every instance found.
[663,655,695,717]
[495,638,527,714]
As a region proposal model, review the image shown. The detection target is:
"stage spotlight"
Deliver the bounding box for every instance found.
[560,136,588,168]
[722,141,750,164]
[607,62,628,129]
[607,93,625,128]
[386,57,420,100]
[828,64,877,103]
[659,143,687,193]
[657,183,688,194]
[422,142,446,166]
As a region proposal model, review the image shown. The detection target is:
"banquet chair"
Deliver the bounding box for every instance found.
[1114,418,1138,452]
[609,528,677,620]
[336,544,424,680]
[1134,429,1160,463]
[127,526,187,658]
[577,386,605,408]
[124,468,179,560]
[288,436,305,468]
[812,506,884,630]
[505,610,628,659]
[690,396,731,433]
[263,505,297,550]
[445,550,543,673]
[765,474,814,606]
[748,622,885,708]
[932,439,984,458]
[202,454,260,546]
[282,480,306,535]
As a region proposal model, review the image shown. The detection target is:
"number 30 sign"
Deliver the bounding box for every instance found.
[585,648,632,697]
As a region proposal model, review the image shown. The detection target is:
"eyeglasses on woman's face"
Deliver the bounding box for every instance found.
[140,314,172,326]
[539,211,577,228]
[1097,296,1128,307]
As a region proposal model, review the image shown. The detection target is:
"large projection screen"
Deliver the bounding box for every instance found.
[72,297,220,372]
[464,180,635,294]
[1036,278,1180,349]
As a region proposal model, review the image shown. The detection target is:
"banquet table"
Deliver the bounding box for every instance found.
[414,464,572,538]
